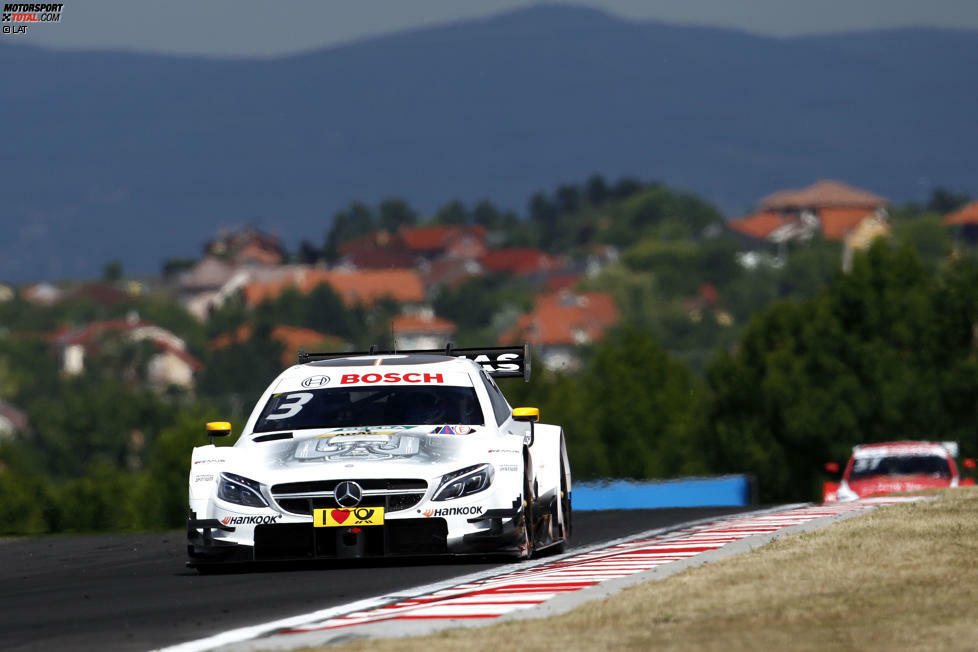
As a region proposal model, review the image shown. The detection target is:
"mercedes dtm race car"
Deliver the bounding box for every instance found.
[187,345,571,569]
[822,440,975,503]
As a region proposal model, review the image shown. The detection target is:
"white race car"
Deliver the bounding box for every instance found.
[187,345,572,569]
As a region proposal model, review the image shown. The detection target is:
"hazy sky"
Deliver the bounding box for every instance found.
[5,0,978,57]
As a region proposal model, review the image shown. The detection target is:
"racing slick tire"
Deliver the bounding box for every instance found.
[520,456,536,559]
[551,448,572,554]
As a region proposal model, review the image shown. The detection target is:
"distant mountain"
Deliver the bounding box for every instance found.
[1,5,976,281]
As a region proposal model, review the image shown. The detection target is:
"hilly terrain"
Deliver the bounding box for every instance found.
[1,4,976,281]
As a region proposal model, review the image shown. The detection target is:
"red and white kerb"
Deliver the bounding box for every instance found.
[279,497,918,632]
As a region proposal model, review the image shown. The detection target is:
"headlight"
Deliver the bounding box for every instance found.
[433,464,494,501]
[218,472,268,508]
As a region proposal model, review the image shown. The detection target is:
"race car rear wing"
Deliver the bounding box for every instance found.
[297,343,532,382]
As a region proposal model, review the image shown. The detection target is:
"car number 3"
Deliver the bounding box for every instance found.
[265,392,313,420]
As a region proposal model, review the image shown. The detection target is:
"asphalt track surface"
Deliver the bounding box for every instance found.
[0,507,756,652]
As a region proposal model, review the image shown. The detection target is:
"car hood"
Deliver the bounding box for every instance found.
[846,475,953,497]
[226,425,512,484]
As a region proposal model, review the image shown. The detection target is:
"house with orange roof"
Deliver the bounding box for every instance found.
[421,257,483,293]
[399,225,487,260]
[728,179,890,270]
[209,324,346,367]
[943,201,978,245]
[479,247,563,276]
[758,180,886,211]
[334,225,486,271]
[50,315,203,391]
[392,309,457,350]
[336,231,417,269]
[243,268,425,308]
[178,258,304,321]
[501,290,619,371]
[206,227,286,266]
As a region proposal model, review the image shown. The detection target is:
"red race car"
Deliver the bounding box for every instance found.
[822,441,975,503]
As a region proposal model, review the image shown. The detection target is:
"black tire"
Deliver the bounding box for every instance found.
[520,457,535,559]
[549,451,572,554]
[560,447,572,543]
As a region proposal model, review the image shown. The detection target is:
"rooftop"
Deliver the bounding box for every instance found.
[943,200,978,226]
[760,179,887,210]
[502,291,619,347]
[243,268,425,307]
[392,313,457,334]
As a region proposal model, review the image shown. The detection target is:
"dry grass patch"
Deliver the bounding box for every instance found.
[294,489,978,652]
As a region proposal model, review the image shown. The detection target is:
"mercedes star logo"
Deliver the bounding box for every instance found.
[334,481,363,508]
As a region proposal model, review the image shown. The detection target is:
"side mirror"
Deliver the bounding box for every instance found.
[512,407,540,423]
[206,421,232,444]
[824,462,840,474]
[512,407,539,447]
[963,458,976,470]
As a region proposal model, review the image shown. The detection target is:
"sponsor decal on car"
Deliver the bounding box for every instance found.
[498,464,518,472]
[301,375,331,388]
[220,514,282,525]
[193,459,226,465]
[193,474,215,483]
[458,352,521,375]
[340,372,445,384]
[488,448,520,455]
[314,507,385,527]
[421,506,485,517]
[431,425,474,435]
[315,425,412,438]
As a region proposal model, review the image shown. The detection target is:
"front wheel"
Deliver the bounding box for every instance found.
[550,449,572,553]
[520,460,535,559]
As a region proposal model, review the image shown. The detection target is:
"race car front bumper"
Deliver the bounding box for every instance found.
[186,502,526,566]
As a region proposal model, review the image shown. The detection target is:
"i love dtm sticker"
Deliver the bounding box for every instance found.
[314,507,385,527]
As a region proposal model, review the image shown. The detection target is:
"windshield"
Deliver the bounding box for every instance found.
[849,454,951,480]
[253,385,484,432]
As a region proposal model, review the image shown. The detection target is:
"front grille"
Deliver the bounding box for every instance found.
[389,493,424,512]
[271,478,427,494]
[270,478,427,515]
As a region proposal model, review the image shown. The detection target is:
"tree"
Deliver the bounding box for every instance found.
[161,257,196,278]
[506,329,711,481]
[472,200,502,229]
[555,183,582,214]
[707,242,978,501]
[434,200,469,225]
[581,328,710,479]
[611,177,643,200]
[323,201,375,262]
[528,192,558,244]
[378,198,418,231]
[296,239,320,265]
[778,237,843,298]
[101,260,123,282]
[926,187,970,214]
[892,214,952,267]
[137,405,228,529]
[585,174,610,205]
[305,282,356,340]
